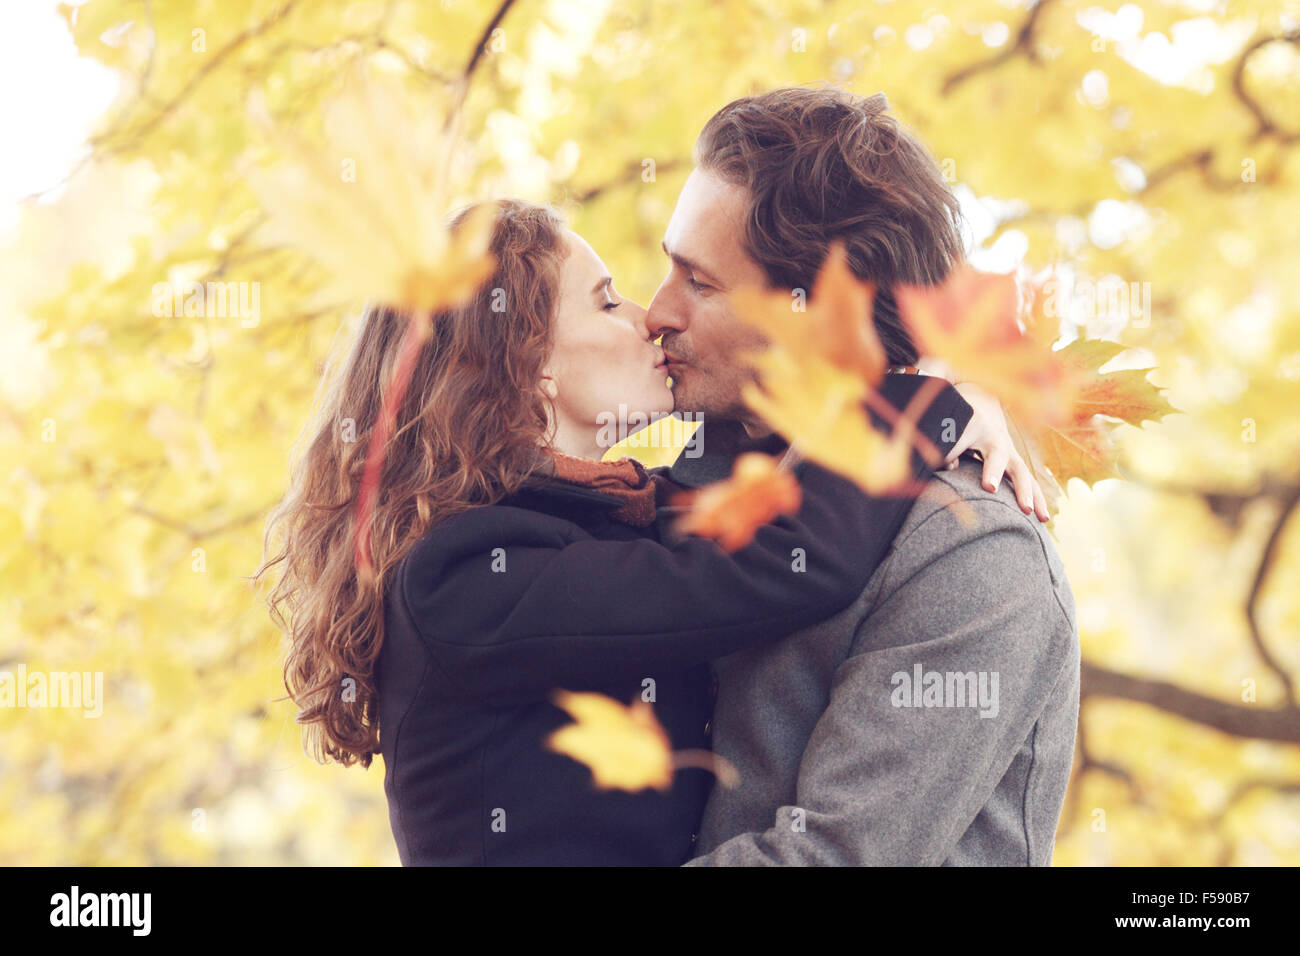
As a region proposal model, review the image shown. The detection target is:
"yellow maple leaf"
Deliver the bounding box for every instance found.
[728,241,888,384]
[739,346,921,495]
[242,63,496,317]
[545,691,675,792]
[723,243,957,501]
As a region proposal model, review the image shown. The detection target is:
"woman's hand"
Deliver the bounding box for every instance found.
[946,381,1050,522]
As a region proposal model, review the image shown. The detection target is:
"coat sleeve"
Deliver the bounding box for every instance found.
[684,492,1079,866]
[401,376,973,703]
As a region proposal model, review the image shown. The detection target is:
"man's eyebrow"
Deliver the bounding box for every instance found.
[660,240,723,287]
[589,276,613,296]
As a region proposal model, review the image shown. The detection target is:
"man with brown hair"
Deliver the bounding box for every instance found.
[646,86,1080,865]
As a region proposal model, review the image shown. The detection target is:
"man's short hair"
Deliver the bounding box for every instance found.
[694,86,966,366]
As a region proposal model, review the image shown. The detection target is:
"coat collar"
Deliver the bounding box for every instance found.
[505,476,626,510]
[664,417,789,489]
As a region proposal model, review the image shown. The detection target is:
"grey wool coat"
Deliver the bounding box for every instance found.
[655,422,1080,866]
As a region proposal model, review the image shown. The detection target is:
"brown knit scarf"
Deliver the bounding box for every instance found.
[538,449,659,527]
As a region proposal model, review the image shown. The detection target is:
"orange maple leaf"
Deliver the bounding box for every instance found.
[717,249,1177,524]
[896,265,1073,429]
[672,451,802,552]
[1008,336,1178,511]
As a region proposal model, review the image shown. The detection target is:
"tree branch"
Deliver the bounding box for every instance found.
[569,158,686,204]
[101,0,304,153]
[1081,661,1300,743]
[1245,483,1300,706]
[941,0,1052,95]
[1119,469,1300,530]
[462,0,518,86]
[1211,777,1300,826]
[1231,31,1300,143]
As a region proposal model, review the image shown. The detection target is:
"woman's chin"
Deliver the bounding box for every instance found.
[622,406,675,435]
[594,399,675,449]
[631,381,676,425]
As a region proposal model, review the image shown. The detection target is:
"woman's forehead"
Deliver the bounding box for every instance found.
[560,230,608,288]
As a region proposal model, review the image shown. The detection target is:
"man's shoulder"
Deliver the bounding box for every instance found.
[901,455,1050,542]
[882,455,1072,602]
[849,457,1078,683]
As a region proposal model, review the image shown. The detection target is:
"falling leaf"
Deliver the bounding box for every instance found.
[1030,337,1178,489]
[673,749,740,789]
[1037,413,1118,486]
[242,64,504,581]
[1056,338,1178,427]
[544,691,675,792]
[352,311,432,582]
[739,347,945,496]
[896,265,1073,429]
[672,451,803,552]
[1003,334,1178,516]
[242,63,497,317]
[723,244,973,502]
[728,241,887,384]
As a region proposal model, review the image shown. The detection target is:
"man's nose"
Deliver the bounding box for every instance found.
[645,281,688,338]
[627,301,654,341]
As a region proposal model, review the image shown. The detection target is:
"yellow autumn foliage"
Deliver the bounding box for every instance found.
[0,0,1296,866]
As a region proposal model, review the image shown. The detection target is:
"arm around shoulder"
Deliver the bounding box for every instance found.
[398,459,950,703]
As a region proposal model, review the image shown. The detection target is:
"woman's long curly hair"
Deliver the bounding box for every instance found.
[253,199,569,767]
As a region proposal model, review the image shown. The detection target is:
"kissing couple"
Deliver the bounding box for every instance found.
[261,85,1080,867]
